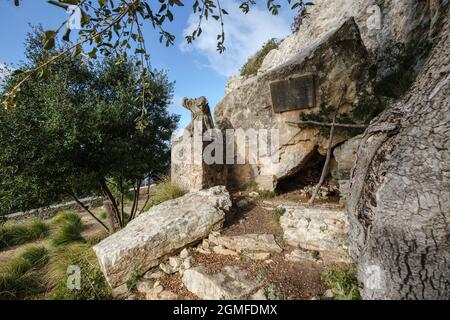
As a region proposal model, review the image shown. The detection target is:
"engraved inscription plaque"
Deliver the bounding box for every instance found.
[270,75,316,113]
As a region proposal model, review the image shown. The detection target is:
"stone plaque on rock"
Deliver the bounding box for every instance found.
[270,74,316,113]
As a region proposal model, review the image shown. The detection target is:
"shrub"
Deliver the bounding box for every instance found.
[240,38,279,77]
[0,219,49,249]
[46,243,111,300]
[258,190,276,200]
[50,212,84,246]
[322,264,361,300]
[0,246,49,299]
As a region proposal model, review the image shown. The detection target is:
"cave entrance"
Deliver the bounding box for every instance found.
[276,148,329,194]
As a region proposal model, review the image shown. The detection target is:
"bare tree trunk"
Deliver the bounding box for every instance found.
[308,87,346,205]
[69,194,110,233]
[100,179,122,228]
[348,3,449,299]
[104,199,119,233]
[308,118,336,205]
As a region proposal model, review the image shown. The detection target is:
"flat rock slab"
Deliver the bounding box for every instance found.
[182,266,261,300]
[93,186,232,288]
[285,249,321,263]
[280,205,350,262]
[216,234,282,253]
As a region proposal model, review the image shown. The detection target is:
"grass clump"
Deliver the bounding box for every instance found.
[258,190,276,200]
[0,246,49,299]
[50,211,84,247]
[0,219,49,249]
[240,38,279,77]
[46,243,111,300]
[322,264,361,300]
[144,180,184,211]
[272,207,286,225]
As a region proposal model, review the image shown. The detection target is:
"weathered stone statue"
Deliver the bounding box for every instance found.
[171,96,225,192]
[182,96,214,134]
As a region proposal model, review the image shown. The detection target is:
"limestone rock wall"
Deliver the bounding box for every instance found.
[214,0,436,190]
[215,19,371,190]
[259,0,433,82]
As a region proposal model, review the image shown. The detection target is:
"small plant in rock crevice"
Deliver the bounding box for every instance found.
[321,264,361,300]
[126,270,144,293]
[272,207,286,225]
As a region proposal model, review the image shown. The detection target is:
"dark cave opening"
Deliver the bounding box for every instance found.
[276,148,332,194]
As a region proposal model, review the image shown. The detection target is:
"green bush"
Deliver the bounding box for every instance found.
[0,246,49,299]
[322,264,361,300]
[46,243,111,300]
[0,219,49,249]
[240,38,279,77]
[50,212,84,246]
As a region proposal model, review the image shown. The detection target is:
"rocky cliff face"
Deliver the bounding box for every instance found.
[214,0,438,191]
[260,0,433,92]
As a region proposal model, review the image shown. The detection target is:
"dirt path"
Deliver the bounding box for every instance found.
[155,192,338,300]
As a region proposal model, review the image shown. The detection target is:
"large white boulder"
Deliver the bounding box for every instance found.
[93,186,232,288]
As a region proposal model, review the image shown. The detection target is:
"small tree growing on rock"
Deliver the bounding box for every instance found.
[0,28,179,232]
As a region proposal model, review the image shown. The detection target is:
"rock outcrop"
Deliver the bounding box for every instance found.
[214,0,437,191]
[171,97,226,192]
[93,186,231,288]
[280,205,351,263]
[259,0,433,92]
[182,266,261,300]
[215,18,372,190]
[330,135,362,181]
[348,2,450,300]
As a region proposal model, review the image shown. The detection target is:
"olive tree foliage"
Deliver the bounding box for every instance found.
[0,28,179,231]
[3,0,306,112]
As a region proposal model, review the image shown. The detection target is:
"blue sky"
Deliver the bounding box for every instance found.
[0,0,295,128]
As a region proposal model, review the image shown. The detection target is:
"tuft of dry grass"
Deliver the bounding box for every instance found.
[0,219,49,249]
[0,246,49,299]
[45,243,111,300]
[143,179,184,211]
[49,211,84,247]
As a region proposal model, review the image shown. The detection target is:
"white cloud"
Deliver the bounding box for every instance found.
[179,1,294,77]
